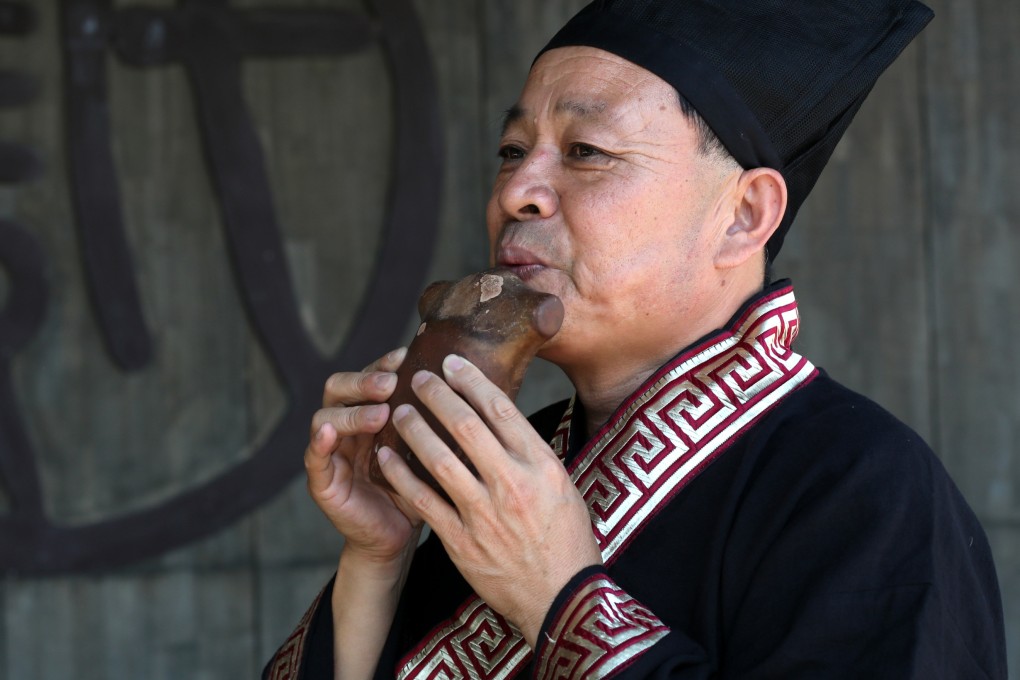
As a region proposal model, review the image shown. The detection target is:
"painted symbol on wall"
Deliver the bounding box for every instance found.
[0,0,444,573]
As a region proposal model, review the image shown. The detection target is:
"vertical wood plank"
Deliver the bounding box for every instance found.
[241,0,391,356]
[254,475,345,567]
[0,582,7,679]
[0,264,9,311]
[923,0,1020,517]
[779,45,932,440]
[6,579,75,678]
[4,570,257,680]
[413,0,489,284]
[256,563,337,666]
[987,527,1020,674]
[923,0,1020,673]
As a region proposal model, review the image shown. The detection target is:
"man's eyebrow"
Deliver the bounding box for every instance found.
[555,99,608,118]
[501,105,524,135]
[500,99,610,135]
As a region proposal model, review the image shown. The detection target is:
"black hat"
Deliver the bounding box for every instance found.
[537,0,933,261]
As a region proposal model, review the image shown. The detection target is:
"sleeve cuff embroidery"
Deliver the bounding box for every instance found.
[264,581,329,680]
[535,571,670,680]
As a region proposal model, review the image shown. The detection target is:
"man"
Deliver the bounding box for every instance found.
[266,1,1007,678]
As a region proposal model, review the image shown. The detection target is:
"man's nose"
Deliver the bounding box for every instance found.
[497,149,559,220]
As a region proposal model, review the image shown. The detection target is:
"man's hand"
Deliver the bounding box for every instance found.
[310,348,434,678]
[306,347,423,567]
[376,354,603,648]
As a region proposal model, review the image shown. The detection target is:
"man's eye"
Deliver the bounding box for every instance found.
[498,145,526,161]
[568,144,603,159]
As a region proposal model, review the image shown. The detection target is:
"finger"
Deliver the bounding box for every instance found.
[370,346,407,373]
[311,403,390,439]
[408,369,514,480]
[304,422,342,496]
[321,347,406,407]
[323,370,398,408]
[390,401,487,508]
[440,355,550,461]
[376,443,462,531]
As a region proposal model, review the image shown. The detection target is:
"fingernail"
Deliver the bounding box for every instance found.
[388,347,407,363]
[411,370,431,388]
[393,403,412,422]
[377,445,392,464]
[443,354,466,373]
[374,373,397,390]
[364,404,388,422]
[313,426,324,442]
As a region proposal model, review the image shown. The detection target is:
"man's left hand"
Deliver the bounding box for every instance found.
[376,354,603,648]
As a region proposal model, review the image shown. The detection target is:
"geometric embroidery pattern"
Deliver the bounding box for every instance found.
[396,285,816,680]
[535,574,670,680]
[265,584,328,680]
[395,597,531,679]
[571,286,815,562]
[549,401,574,463]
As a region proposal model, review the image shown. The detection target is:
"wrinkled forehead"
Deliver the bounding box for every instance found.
[524,46,671,103]
[505,46,681,132]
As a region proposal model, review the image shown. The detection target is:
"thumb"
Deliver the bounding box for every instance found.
[305,423,340,496]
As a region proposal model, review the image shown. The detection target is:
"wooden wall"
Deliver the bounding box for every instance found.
[0,0,1016,677]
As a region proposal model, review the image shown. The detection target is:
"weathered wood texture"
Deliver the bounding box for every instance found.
[922,0,1020,660]
[0,0,1016,677]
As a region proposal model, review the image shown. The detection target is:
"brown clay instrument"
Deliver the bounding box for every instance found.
[368,268,564,498]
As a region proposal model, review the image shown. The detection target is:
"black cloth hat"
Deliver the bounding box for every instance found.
[537,0,933,261]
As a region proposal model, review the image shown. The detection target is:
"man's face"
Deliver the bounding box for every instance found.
[487,47,739,376]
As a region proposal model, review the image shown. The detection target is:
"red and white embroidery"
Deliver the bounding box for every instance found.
[573,289,813,562]
[266,584,328,680]
[396,597,531,679]
[396,286,816,680]
[536,574,670,680]
[549,400,574,463]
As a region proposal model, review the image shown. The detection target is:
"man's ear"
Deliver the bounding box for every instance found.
[715,168,787,269]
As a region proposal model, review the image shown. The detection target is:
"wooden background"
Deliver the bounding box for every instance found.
[0,0,1016,677]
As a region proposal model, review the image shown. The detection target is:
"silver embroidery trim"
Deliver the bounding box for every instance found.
[537,575,670,680]
[398,597,530,679]
[572,290,812,562]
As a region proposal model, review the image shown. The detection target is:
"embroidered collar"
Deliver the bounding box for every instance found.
[549,280,816,561]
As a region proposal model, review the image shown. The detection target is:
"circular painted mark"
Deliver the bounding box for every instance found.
[0,0,443,573]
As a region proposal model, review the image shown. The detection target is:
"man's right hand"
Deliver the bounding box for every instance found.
[308,348,427,677]
[305,347,422,567]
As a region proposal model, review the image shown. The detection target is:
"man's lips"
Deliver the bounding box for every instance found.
[495,246,549,281]
[495,245,547,269]
[503,263,545,281]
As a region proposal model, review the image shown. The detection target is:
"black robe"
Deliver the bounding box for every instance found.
[265,283,1007,679]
